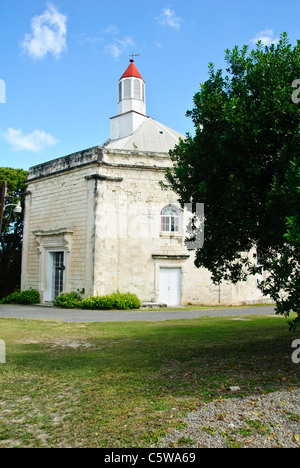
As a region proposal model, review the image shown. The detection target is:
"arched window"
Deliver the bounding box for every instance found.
[161,205,181,233]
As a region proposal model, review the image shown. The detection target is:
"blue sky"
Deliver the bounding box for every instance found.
[1,0,300,170]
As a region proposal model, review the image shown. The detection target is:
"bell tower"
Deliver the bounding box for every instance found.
[118,58,146,115]
[110,59,147,141]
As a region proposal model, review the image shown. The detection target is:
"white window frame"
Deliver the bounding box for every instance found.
[118,81,122,102]
[161,205,181,234]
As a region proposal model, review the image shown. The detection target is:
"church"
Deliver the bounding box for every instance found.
[21,59,267,306]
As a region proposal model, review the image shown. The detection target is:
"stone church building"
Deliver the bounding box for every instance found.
[21,59,267,306]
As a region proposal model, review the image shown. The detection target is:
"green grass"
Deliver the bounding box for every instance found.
[0,314,299,448]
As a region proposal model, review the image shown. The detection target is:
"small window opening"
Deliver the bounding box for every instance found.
[134,79,141,99]
[124,79,131,99]
[161,205,181,233]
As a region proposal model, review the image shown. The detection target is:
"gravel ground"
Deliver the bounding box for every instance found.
[159,388,300,448]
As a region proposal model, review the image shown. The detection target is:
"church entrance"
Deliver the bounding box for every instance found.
[52,252,65,299]
[159,268,181,306]
[44,251,65,302]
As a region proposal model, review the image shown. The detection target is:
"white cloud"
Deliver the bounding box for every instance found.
[4,128,58,152]
[156,7,181,30]
[105,36,136,59]
[21,3,67,59]
[105,43,122,59]
[75,33,104,55]
[250,29,279,46]
[78,24,135,59]
[102,25,119,35]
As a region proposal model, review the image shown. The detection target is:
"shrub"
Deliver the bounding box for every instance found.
[111,292,141,310]
[0,289,40,305]
[80,292,141,310]
[79,295,113,310]
[53,292,82,309]
[53,291,141,310]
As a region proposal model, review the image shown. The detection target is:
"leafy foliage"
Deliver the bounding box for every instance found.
[52,292,83,309]
[0,289,40,304]
[0,167,28,298]
[53,291,141,310]
[262,159,300,331]
[165,33,300,326]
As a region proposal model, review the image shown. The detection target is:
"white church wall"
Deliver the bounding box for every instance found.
[110,111,147,141]
[21,162,99,301]
[90,152,268,305]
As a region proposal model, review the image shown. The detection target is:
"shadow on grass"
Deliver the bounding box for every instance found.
[5,316,300,399]
[1,316,299,447]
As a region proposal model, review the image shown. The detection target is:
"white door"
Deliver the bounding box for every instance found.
[44,251,65,302]
[159,268,181,306]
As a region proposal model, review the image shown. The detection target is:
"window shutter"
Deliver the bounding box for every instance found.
[124,79,131,99]
[134,79,140,99]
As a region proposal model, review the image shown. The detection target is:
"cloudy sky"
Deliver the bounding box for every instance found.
[1,0,299,169]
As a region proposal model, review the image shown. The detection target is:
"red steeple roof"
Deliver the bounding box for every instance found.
[120,59,145,82]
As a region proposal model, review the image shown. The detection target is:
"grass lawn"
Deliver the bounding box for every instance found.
[0,314,299,448]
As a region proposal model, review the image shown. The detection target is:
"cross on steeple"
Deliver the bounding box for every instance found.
[129,53,140,61]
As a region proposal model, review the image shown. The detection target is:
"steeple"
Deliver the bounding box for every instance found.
[110,59,148,141]
[118,58,146,116]
[120,59,144,81]
[106,58,185,151]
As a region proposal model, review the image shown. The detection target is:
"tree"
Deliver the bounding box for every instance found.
[262,158,300,331]
[164,33,300,327]
[0,167,28,298]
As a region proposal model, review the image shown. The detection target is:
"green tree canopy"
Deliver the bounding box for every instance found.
[164,33,300,328]
[0,167,28,298]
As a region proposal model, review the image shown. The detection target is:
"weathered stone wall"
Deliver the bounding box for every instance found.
[21,146,270,305]
[21,149,100,301]
[92,148,268,305]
